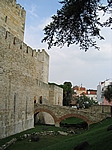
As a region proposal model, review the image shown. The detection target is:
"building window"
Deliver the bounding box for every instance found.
[14,93,16,113]
[20,43,22,49]
[5,16,7,23]
[26,47,28,53]
[5,31,7,39]
[34,96,36,103]
[13,37,16,45]
[40,96,42,104]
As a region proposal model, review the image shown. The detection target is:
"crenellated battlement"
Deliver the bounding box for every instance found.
[0,25,49,84]
[1,0,26,18]
[15,4,26,18]
[0,25,49,60]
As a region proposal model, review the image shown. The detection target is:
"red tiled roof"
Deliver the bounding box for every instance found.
[86,90,97,95]
[80,87,86,91]
[73,86,86,91]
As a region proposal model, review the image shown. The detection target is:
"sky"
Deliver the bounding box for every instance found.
[17,0,112,89]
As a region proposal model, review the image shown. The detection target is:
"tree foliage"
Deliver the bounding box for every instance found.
[49,81,72,106]
[42,0,112,51]
[75,94,97,108]
[103,83,112,102]
[62,82,72,106]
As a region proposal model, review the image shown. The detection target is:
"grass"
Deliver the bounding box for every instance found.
[0,117,112,150]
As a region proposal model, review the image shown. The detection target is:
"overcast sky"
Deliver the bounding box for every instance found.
[17,0,112,89]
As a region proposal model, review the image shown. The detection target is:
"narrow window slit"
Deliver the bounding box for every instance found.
[9,44,10,49]
[20,44,22,49]
[5,31,7,39]
[5,16,7,23]
[13,37,16,45]
[26,47,28,53]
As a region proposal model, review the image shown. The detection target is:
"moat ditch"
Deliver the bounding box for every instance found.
[35,120,88,135]
[60,121,88,130]
[35,117,88,133]
[60,117,88,132]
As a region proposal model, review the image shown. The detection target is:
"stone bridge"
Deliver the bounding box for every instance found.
[34,104,111,127]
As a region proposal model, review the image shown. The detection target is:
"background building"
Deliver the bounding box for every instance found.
[97,79,112,105]
[86,89,97,102]
[71,85,97,107]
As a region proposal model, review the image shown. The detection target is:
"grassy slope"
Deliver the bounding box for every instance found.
[0,118,112,150]
[44,118,112,150]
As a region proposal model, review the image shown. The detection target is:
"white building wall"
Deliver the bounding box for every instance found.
[97,79,112,105]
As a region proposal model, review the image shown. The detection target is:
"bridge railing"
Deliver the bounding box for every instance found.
[89,105,111,114]
[34,103,111,115]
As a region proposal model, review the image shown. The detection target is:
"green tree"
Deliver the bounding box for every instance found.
[103,83,112,102]
[75,94,97,108]
[62,82,72,106]
[49,81,72,106]
[42,0,112,51]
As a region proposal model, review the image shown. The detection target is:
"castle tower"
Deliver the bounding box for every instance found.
[0,0,26,41]
[0,0,63,139]
[37,49,49,84]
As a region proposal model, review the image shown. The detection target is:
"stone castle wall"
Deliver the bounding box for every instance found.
[0,25,63,139]
[49,85,63,106]
[0,0,63,139]
[0,26,49,138]
[0,0,26,41]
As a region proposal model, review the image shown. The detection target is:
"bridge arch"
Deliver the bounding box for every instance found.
[58,113,91,125]
[34,108,58,125]
[34,104,111,127]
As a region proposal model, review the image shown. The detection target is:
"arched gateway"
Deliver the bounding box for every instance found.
[34,104,110,127]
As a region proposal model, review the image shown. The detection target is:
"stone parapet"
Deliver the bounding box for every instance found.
[34,104,111,126]
[0,26,49,83]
